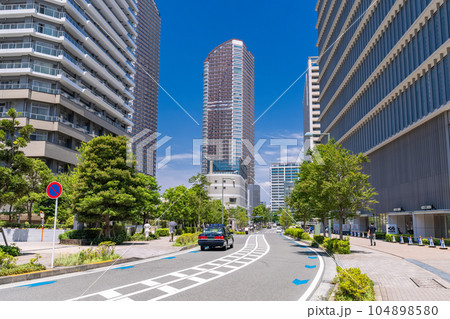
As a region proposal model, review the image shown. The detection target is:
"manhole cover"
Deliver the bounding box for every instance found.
[410,278,446,289]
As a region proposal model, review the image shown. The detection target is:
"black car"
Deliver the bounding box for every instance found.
[198,224,234,251]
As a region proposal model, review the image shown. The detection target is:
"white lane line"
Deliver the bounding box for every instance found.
[188,277,206,283]
[207,263,221,266]
[151,235,271,301]
[192,267,207,271]
[158,285,178,294]
[171,272,187,278]
[99,290,121,299]
[69,235,256,301]
[113,235,266,301]
[117,297,133,302]
[222,265,238,269]
[141,280,160,287]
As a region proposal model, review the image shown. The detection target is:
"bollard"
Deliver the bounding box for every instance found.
[440,238,448,250]
[400,235,404,244]
[418,236,423,246]
[408,236,413,245]
[392,234,396,243]
[429,237,435,248]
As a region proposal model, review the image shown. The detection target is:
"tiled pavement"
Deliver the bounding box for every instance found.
[333,236,450,301]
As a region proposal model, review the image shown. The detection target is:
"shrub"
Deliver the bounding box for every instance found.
[130,233,145,241]
[174,233,200,247]
[184,227,197,234]
[156,228,170,237]
[313,235,325,244]
[302,232,311,240]
[335,267,375,301]
[284,228,305,240]
[375,232,386,240]
[325,238,351,254]
[0,250,16,269]
[54,244,121,266]
[0,255,45,277]
[385,234,393,242]
[0,244,21,256]
[175,229,183,236]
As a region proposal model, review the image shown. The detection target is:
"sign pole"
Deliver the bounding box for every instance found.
[40,211,45,242]
[51,197,58,269]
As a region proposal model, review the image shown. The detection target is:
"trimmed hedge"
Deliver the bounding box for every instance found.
[156,228,170,237]
[302,232,312,240]
[313,235,325,244]
[284,228,305,240]
[375,232,386,240]
[174,233,200,246]
[335,267,375,301]
[324,238,351,254]
[58,228,127,245]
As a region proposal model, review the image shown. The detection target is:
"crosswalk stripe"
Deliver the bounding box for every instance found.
[171,272,187,278]
[141,280,160,287]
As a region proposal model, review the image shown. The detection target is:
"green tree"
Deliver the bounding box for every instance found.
[252,204,270,224]
[15,159,53,223]
[279,208,293,230]
[312,141,377,240]
[133,173,160,224]
[203,200,227,225]
[232,206,249,230]
[73,135,147,238]
[188,173,210,227]
[0,108,34,209]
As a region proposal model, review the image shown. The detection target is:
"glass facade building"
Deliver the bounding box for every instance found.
[270,163,300,212]
[201,39,255,183]
[316,0,450,237]
[302,56,321,150]
[0,0,137,173]
[132,0,160,176]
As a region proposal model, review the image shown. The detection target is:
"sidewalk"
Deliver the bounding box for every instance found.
[332,235,450,301]
[11,237,183,268]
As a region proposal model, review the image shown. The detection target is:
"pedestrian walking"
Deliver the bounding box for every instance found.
[143,220,151,241]
[368,222,377,246]
[168,220,177,242]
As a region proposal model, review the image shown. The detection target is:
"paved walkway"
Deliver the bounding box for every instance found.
[332,235,450,301]
[11,237,181,268]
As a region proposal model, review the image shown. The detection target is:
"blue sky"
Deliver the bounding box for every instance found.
[154,0,318,203]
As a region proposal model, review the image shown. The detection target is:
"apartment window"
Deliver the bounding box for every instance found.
[229,198,237,203]
[30,130,48,141]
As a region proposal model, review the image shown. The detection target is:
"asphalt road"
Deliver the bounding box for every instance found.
[0,230,323,301]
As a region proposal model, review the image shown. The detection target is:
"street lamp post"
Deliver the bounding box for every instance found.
[221,177,235,225]
[304,131,332,239]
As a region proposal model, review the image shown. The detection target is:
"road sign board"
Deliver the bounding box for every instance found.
[46,182,63,199]
[40,211,45,219]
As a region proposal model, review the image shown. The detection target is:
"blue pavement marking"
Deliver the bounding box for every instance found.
[292,279,309,285]
[162,257,176,260]
[308,256,318,259]
[189,251,199,253]
[17,281,57,288]
[114,266,134,270]
[405,259,450,283]
[305,265,317,269]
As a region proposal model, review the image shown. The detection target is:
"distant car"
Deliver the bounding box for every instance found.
[276,226,282,233]
[198,224,234,251]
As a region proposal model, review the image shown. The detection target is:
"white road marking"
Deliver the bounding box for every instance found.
[117,297,133,302]
[158,285,178,294]
[208,270,225,275]
[187,277,206,283]
[69,235,257,301]
[141,280,160,287]
[171,272,187,278]
[99,290,121,299]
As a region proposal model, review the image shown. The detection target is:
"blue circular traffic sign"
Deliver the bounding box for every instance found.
[47,182,63,199]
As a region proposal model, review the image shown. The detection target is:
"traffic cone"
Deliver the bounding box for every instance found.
[440,238,448,250]
[418,236,423,246]
[408,236,413,245]
[429,237,435,248]
[400,235,404,244]
[392,234,396,243]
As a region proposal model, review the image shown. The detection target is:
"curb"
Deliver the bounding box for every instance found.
[0,257,141,285]
[0,244,200,285]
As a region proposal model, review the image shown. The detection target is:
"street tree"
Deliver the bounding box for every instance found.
[73,135,147,238]
[0,108,34,209]
[188,173,210,227]
[314,141,378,240]
[279,208,293,230]
[15,159,53,223]
[252,204,270,224]
[233,206,249,230]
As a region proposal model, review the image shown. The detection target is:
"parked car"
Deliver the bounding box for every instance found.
[276,226,282,233]
[198,224,234,251]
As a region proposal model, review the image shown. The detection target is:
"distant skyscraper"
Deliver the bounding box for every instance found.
[247,184,261,217]
[270,163,300,212]
[0,0,136,173]
[202,39,255,183]
[303,57,320,150]
[132,0,161,176]
[316,0,450,237]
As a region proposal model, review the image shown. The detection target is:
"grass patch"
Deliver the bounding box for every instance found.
[0,253,46,277]
[54,242,121,266]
